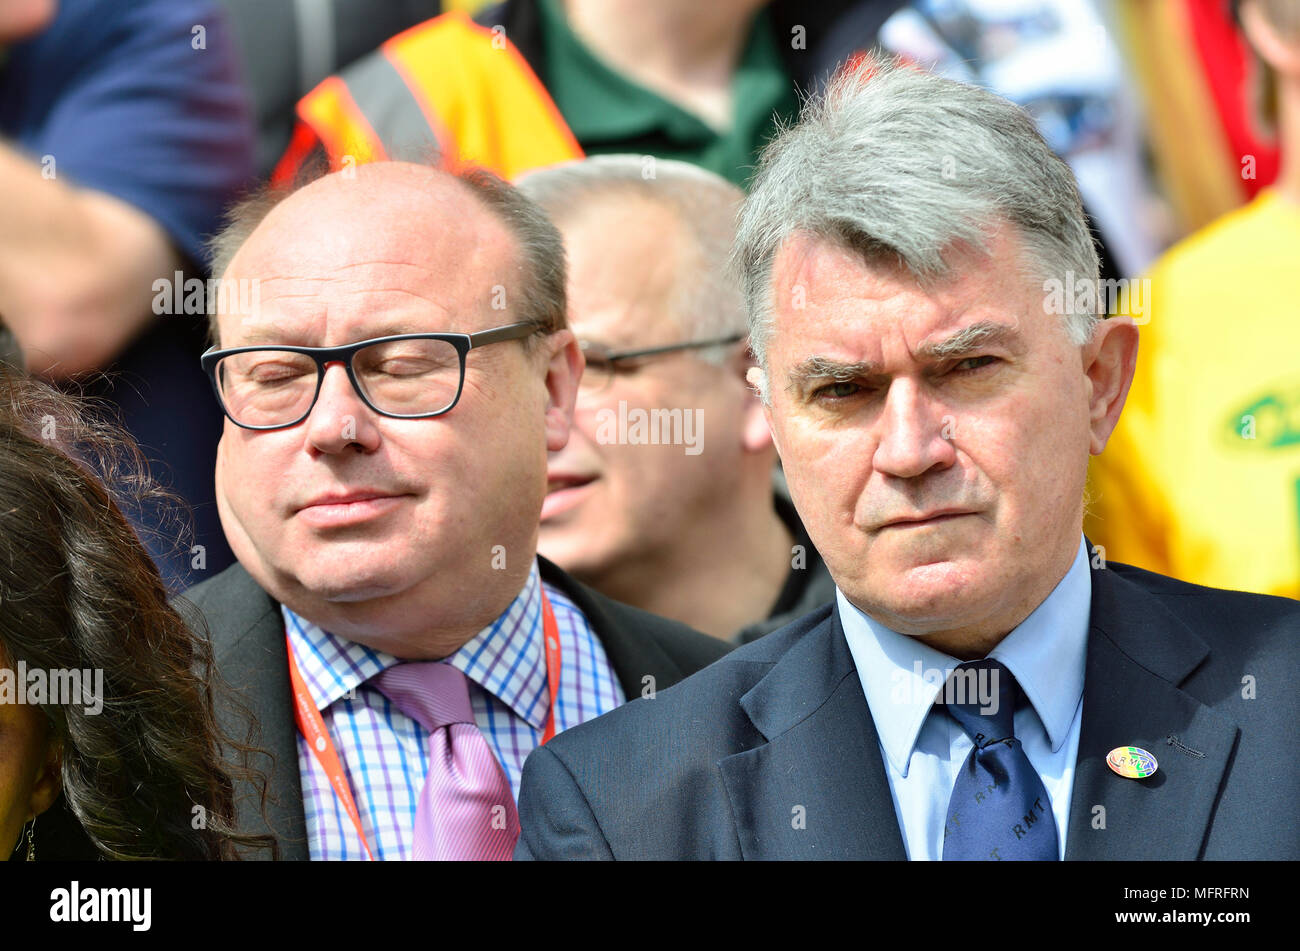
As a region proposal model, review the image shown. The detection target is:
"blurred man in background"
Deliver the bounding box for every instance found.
[1084,0,1300,599]
[519,156,835,642]
[0,0,255,588]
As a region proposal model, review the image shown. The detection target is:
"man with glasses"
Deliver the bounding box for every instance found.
[518,157,836,643]
[180,160,728,860]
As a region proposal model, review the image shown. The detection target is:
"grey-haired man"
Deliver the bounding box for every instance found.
[514,61,1300,861]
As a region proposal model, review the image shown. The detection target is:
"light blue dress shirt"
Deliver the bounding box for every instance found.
[839,534,1092,860]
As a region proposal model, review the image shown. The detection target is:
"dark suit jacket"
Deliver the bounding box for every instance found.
[178,556,730,859]
[514,560,1300,859]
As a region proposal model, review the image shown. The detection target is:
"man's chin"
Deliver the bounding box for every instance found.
[843,559,987,629]
[308,580,402,603]
[271,558,413,606]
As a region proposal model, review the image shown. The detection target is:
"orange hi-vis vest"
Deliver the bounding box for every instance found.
[273,10,584,185]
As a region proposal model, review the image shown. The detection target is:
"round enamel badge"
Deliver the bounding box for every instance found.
[1107,746,1158,779]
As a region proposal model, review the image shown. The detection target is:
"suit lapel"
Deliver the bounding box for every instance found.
[195,565,310,859]
[1065,564,1239,859]
[717,608,907,859]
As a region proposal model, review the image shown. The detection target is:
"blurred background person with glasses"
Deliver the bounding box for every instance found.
[183,159,728,860]
[519,156,835,643]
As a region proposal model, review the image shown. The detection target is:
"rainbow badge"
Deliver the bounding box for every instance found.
[1107,746,1158,779]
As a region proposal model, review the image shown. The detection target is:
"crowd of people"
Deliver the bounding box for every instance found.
[0,0,1296,864]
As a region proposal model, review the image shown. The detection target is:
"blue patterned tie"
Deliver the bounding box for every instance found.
[941,659,1059,861]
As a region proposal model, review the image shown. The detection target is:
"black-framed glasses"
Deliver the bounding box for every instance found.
[578,333,745,392]
[200,321,537,431]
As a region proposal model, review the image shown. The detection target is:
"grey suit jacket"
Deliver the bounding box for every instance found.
[514,559,1300,859]
[178,557,731,859]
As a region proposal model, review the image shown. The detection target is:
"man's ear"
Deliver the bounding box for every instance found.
[744,365,780,457]
[1083,316,1139,456]
[738,356,775,454]
[541,329,583,453]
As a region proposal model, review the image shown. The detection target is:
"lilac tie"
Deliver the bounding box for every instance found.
[371,662,520,860]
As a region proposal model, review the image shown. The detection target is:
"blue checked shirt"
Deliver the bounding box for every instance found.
[284,559,625,860]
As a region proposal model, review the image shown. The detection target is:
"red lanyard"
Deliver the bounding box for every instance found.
[285,586,563,860]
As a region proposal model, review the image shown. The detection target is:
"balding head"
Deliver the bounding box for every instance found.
[516,155,747,350]
[209,161,566,349]
[228,162,501,282]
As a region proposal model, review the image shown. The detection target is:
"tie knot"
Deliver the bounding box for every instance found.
[370,661,475,733]
[942,658,1018,747]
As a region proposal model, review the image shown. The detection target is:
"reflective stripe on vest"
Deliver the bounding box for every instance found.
[291,11,583,181]
[297,75,387,166]
[342,52,441,163]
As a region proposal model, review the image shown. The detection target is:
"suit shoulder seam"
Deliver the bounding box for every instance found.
[534,743,617,859]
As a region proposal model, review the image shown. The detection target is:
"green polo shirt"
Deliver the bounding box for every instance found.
[537,0,799,189]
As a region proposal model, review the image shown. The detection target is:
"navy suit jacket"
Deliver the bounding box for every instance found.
[515,560,1299,859]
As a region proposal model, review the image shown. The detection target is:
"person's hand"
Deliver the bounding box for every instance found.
[0,144,181,379]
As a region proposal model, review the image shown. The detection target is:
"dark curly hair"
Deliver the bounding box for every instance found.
[0,365,275,859]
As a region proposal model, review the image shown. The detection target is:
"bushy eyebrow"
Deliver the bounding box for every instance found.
[786,320,1021,390]
[787,355,880,389]
[916,320,1020,359]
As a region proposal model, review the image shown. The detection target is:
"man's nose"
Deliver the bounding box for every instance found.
[303,361,381,453]
[871,378,957,480]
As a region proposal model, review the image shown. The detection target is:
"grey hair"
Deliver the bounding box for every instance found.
[733,58,1101,393]
[516,155,747,364]
[207,187,281,297]
[205,161,567,350]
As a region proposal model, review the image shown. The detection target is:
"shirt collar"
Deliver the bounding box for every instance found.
[839,535,1092,776]
[284,560,550,729]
